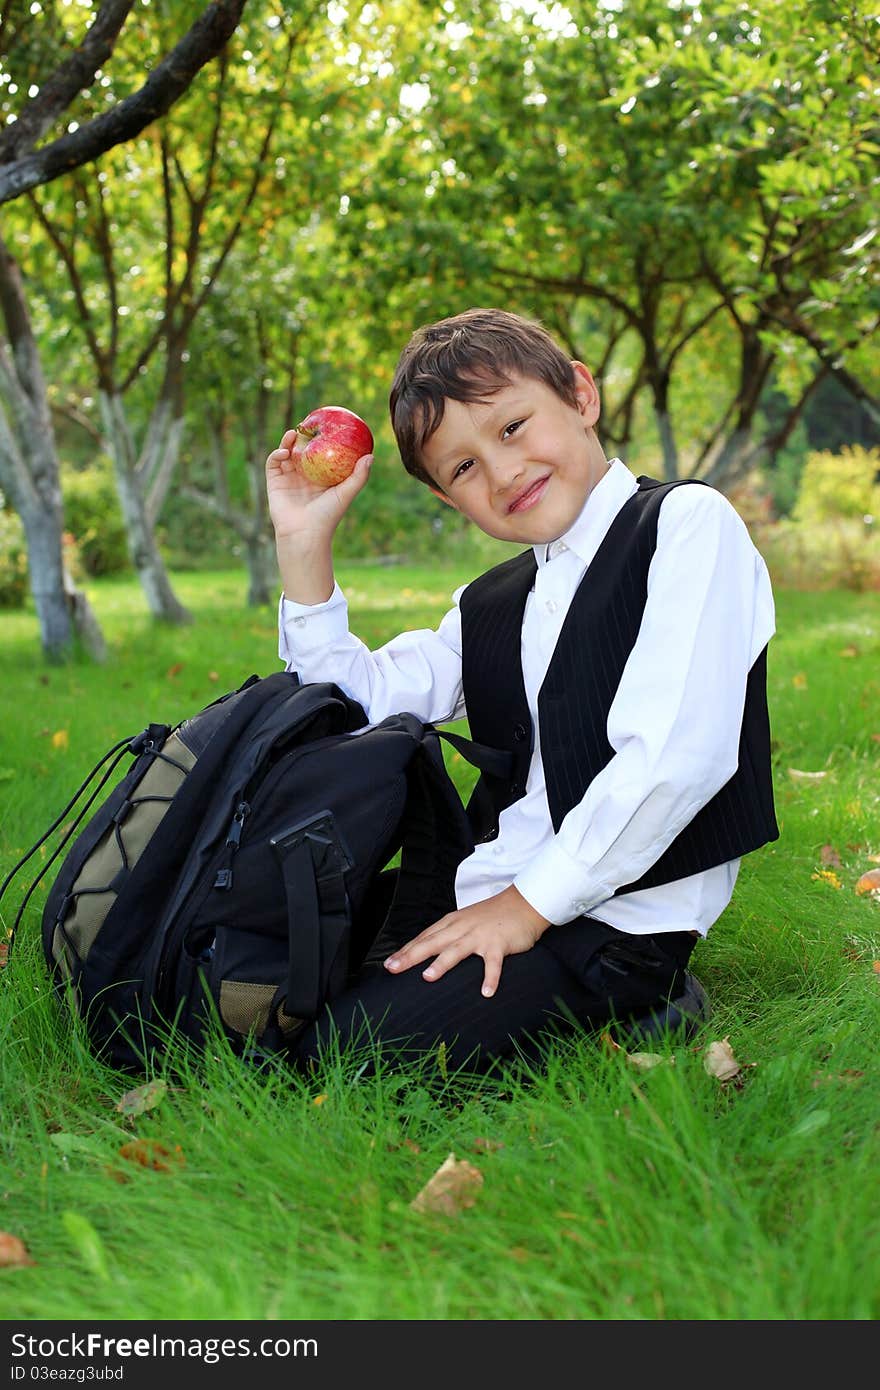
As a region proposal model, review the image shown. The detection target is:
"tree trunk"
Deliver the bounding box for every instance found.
[703,329,775,489]
[113,456,193,624]
[704,427,754,490]
[0,234,105,660]
[244,533,276,608]
[99,389,192,624]
[655,406,679,480]
[643,348,679,479]
[17,500,72,656]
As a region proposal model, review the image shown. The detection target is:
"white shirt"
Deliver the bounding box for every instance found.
[278,459,776,938]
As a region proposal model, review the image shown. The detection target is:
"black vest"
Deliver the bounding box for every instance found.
[458,476,779,897]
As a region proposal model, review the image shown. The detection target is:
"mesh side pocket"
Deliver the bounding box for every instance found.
[218,980,276,1039]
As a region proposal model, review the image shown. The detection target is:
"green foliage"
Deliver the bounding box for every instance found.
[156,490,239,572]
[5,0,880,657]
[759,517,880,593]
[792,445,880,525]
[62,460,130,577]
[0,506,28,608]
[754,446,880,592]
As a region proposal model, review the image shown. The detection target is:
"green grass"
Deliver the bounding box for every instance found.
[1,567,879,1320]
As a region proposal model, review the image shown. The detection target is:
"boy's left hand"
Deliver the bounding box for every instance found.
[383,885,550,998]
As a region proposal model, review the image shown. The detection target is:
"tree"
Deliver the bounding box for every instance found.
[332,0,880,488]
[23,5,308,622]
[0,0,247,659]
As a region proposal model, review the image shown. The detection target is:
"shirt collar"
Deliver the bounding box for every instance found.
[534,458,638,568]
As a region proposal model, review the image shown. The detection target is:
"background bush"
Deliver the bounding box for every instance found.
[62,459,130,577]
[749,446,880,592]
[792,444,880,526]
[0,505,28,608]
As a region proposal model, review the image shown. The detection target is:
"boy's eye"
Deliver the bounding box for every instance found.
[503,419,524,438]
[453,458,475,480]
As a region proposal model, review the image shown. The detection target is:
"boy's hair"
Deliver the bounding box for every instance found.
[389,307,579,487]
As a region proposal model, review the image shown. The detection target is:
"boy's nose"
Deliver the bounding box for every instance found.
[486,454,524,492]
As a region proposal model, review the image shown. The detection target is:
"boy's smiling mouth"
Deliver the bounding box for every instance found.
[507,475,550,514]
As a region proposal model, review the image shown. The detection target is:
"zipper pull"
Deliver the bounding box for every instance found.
[214,801,250,889]
[225,800,250,848]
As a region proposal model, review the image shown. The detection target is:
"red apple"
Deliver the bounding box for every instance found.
[290,405,374,488]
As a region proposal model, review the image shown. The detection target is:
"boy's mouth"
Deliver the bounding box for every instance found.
[507,476,550,514]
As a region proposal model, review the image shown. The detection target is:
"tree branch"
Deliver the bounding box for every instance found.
[0,0,249,206]
[27,188,109,381]
[0,0,136,164]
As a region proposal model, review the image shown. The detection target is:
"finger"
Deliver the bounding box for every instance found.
[420,939,473,983]
[332,453,373,505]
[480,952,504,999]
[266,447,292,473]
[280,428,300,450]
[384,938,441,973]
[384,920,458,974]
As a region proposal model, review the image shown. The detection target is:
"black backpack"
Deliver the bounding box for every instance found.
[2,672,507,1072]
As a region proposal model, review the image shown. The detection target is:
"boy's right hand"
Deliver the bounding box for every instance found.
[266,429,373,547]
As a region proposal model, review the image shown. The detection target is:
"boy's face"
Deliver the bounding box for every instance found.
[419,364,608,546]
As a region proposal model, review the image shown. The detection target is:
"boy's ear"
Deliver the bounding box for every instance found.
[571,361,601,427]
[429,486,459,511]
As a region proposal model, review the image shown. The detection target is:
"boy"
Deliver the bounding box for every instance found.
[266,307,778,1073]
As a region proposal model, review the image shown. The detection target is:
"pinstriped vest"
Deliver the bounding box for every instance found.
[458,476,779,897]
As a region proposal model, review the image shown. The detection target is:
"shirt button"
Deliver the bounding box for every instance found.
[293,616,306,628]
[546,599,558,614]
[513,723,527,742]
[574,901,588,915]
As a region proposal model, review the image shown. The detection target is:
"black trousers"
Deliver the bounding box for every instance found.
[291,891,697,1076]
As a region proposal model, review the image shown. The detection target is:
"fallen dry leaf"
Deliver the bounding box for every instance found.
[472,1136,504,1153]
[788,767,828,782]
[873,961,880,975]
[792,672,808,689]
[166,663,184,679]
[600,1031,623,1053]
[703,1037,742,1082]
[811,869,843,889]
[51,729,69,750]
[866,852,880,865]
[854,869,880,897]
[820,844,842,868]
[102,1166,131,1185]
[627,1051,674,1072]
[839,645,859,658]
[312,1093,328,1106]
[115,1079,168,1116]
[117,1140,184,1172]
[208,671,219,682]
[811,1070,864,1089]
[49,1132,106,1159]
[409,1152,483,1216]
[0,1231,34,1267]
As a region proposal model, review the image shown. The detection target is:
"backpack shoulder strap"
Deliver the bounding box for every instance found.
[377,725,514,945]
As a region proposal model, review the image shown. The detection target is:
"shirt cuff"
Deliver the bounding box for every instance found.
[514,839,611,926]
[277,583,350,663]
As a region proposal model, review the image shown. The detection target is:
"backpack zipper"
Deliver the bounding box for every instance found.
[213,800,251,890]
[152,734,353,1016]
[153,798,251,1013]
